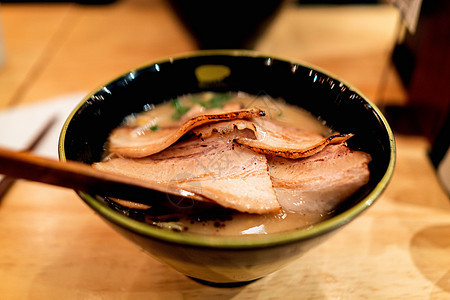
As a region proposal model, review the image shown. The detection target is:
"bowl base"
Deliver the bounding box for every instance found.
[187,276,262,288]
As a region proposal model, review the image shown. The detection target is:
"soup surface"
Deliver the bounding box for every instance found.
[94,92,371,236]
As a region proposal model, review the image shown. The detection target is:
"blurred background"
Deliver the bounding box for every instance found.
[0,1,449,298]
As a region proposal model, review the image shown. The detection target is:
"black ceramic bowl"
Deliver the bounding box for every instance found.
[59,50,395,286]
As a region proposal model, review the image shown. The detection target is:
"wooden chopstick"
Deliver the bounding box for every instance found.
[0,116,57,200]
[0,145,170,204]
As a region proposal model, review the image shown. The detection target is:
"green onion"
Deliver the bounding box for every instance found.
[171,99,190,120]
[190,97,206,107]
[207,93,231,108]
[190,93,231,109]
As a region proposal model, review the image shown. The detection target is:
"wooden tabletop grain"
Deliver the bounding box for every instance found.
[0,1,448,299]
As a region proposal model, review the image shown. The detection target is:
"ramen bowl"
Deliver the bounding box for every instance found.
[59,50,395,287]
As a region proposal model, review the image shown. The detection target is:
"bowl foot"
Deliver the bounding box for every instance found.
[187,276,262,288]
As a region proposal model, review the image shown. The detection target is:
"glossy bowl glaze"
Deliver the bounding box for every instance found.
[59,50,395,286]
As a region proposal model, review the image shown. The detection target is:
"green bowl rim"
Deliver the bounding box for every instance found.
[58,49,396,249]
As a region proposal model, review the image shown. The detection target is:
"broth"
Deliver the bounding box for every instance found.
[97,92,369,236]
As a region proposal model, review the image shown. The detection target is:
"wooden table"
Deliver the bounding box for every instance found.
[0,1,449,298]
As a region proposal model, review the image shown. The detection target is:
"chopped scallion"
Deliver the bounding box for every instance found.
[171,99,190,120]
[190,93,231,109]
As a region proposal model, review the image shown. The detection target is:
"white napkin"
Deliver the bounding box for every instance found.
[0,92,87,159]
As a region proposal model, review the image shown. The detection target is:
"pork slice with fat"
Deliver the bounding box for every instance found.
[94,131,280,214]
[108,108,264,158]
[268,144,371,215]
[193,118,353,159]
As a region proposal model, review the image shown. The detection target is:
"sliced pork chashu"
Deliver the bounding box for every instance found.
[94,131,280,214]
[193,119,353,159]
[109,107,264,158]
[268,144,371,215]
